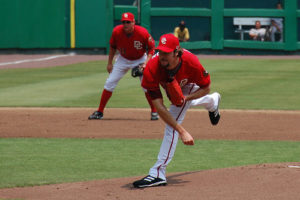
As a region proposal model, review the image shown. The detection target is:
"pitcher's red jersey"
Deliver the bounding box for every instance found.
[142,49,210,98]
[110,25,155,60]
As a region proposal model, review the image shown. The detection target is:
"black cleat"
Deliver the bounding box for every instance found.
[209,93,221,125]
[133,175,167,188]
[88,111,103,120]
[151,112,159,120]
[209,109,220,125]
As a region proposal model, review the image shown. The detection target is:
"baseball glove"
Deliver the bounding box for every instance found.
[131,64,144,77]
[166,78,185,107]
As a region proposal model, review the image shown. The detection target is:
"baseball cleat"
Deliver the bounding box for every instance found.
[209,93,221,125]
[88,111,103,120]
[151,112,159,120]
[133,175,167,188]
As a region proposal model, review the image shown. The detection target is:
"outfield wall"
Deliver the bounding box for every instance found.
[0,0,69,48]
[0,0,112,49]
[0,0,299,53]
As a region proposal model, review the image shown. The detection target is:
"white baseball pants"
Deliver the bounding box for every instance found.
[104,54,147,92]
[149,83,220,180]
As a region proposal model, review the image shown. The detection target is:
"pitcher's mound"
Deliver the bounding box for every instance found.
[0,163,300,200]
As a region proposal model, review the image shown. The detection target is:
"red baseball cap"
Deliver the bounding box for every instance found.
[156,34,180,53]
[121,12,135,22]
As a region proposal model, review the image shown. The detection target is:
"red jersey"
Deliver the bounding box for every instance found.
[110,25,155,60]
[142,49,210,99]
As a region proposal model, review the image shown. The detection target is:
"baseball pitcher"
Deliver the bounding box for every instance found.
[133,34,221,188]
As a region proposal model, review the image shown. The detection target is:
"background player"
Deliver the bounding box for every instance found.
[133,33,221,188]
[89,12,158,120]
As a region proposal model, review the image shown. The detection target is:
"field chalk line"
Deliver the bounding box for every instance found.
[288,165,300,169]
[0,53,75,66]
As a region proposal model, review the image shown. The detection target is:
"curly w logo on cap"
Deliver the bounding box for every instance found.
[121,12,135,22]
[156,34,180,53]
[161,37,167,44]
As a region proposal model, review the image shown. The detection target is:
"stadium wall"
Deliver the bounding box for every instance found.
[0,0,299,53]
[0,0,69,48]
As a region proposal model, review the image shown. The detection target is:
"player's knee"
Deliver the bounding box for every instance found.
[104,85,115,92]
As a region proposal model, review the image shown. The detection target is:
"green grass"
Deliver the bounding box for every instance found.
[1,58,300,189]
[201,59,300,110]
[0,138,299,188]
[0,58,300,109]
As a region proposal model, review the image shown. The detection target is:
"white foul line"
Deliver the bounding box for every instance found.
[288,165,300,169]
[0,54,75,66]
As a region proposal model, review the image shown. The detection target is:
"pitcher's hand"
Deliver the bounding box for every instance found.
[180,131,194,145]
[107,63,113,73]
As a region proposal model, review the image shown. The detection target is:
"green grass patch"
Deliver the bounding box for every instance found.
[0,138,299,188]
[201,59,300,110]
[0,58,300,109]
[1,58,300,189]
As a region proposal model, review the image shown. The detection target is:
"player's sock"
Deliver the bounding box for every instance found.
[145,92,157,113]
[98,89,112,113]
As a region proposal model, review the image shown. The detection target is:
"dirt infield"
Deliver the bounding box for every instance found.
[1,108,300,141]
[0,108,300,200]
[0,54,300,199]
[0,54,107,69]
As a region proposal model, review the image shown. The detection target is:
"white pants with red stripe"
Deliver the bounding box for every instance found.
[148,83,220,180]
[104,54,147,92]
